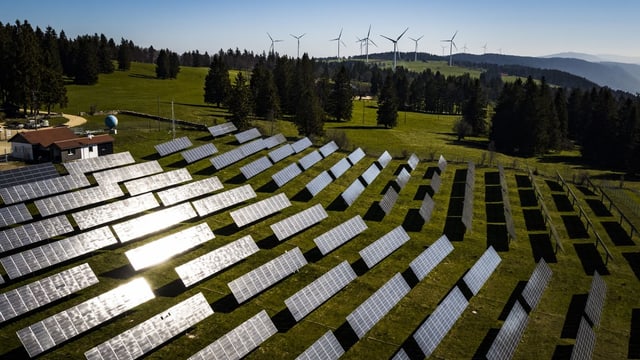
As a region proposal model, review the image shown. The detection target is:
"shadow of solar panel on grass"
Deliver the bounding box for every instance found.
[485,171,500,185]
[413,185,433,200]
[101,263,136,280]
[515,175,532,188]
[422,166,437,179]
[363,201,386,221]
[560,293,588,338]
[561,215,589,239]
[577,185,596,196]
[586,199,612,217]
[486,203,506,223]
[529,233,558,263]
[518,189,538,207]
[474,328,501,359]
[553,194,574,212]
[602,221,634,246]
[485,185,503,202]
[523,209,547,231]
[443,197,465,242]
[551,344,574,360]
[403,209,426,232]
[487,224,509,251]
[546,180,564,192]
[623,252,640,281]
[629,309,640,359]
[573,243,609,275]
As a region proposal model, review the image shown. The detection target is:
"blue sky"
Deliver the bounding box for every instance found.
[3,1,640,61]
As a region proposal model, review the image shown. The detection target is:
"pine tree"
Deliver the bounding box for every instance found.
[273,56,294,114]
[461,78,487,136]
[227,72,251,129]
[377,74,398,128]
[98,34,114,73]
[155,49,169,79]
[250,59,280,119]
[293,54,324,136]
[328,65,353,121]
[168,51,180,78]
[553,88,569,149]
[39,26,67,114]
[73,35,99,85]
[117,38,131,71]
[203,54,230,107]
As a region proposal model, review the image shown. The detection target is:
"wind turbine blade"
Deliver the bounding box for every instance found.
[369,38,377,47]
[267,32,273,41]
[441,39,450,42]
[409,37,416,41]
[367,24,371,38]
[341,40,347,47]
[338,28,343,39]
[300,33,306,38]
[397,27,409,41]
[452,41,457,50]
[380,34,395,42]
[451,30,458,40]
[290,34,296,39]
[417,35,424,41]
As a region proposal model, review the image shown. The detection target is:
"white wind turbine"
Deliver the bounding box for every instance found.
[267,32,283,55]
[482,43,488,54]
[441,30,458,66]
[330,28,346,60]
[290,33,306,58]
[408,35,424,61]
[361,25,377,63]
[380,27,409,70]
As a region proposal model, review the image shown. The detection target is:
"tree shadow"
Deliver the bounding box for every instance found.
[560,293,588,338]
[485,185,503,203]
[518,189,538,207]
[561,215,589,239]
[602,221,634,246]
[529,233,558,263]
[487,224,509,252]
[552,194,574,212]
[155,279,186,297]
[623,252,640,281]
[402,209,426,232]
[585,199,612,217]
[128,73,158,79]
[515,175,532,188]
[523,209,546,231]
[629,309,640,359]
[363,201,386,221]
[573,243,609,275]
[546,180,564,192]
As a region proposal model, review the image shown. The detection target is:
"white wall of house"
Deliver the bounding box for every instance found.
[80,145,99,159]
[11,143,33,161]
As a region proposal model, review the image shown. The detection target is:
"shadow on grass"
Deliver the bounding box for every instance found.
[413,185,433,201]
[1,346,29,360]
[487,224,509,252]
[623,252,640,281]
[351,258,370,276]
[155,279,186,298]
[142,153,161,161]
[225,173,247,185]
[454,169,468,182]
[291,188,312,202]
[485,171,500,185]
[363,201,386,221]
[443,218,466,242]
[257,180,278,193]
[272,308,297,333]
[602,221,634,246]
[257,235,280,249]
[485,185,503,203]
[211,293,239,313]
[167,159,188,169]
[586,199,612,217]
[546,180,564,192]
[561,215,589,239]
[381,180,401,195]
[573,243,609,275]
[473,328,500,359]
[629,309,640,359]
[518,189,538,207]
[551,345,574,360]
[529,233,558,263]
[523,209,546,231]
[515,175,532,188]
[402,209,426,232]
[215,222,239,236]
[552,194,574,212]
[560,293,588,338]
[101,263,136,280]
[304,247,324,263]
[195,165,217,176]
[451,182,467,197]
[576,186,596,196]
[396,337,425,360]
[498,281,528,320]
[334,321,360,351]
[326,196,348,212]
[401,268,420,289]
[423,166,437,180]
[486,203,506,223]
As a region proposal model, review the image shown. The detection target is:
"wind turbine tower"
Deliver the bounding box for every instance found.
[356,36,364,56]
[290,33,306,58]
[441,30,458,66]
[362,25,377,63]
[408,35,424,61]
[267,32,283,55]
[330,28,346,60]
[380,27,409,70]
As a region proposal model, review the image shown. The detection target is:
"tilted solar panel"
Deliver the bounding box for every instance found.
[92,161,164,185]
[314,215,368,255]
[347,147,366,165]
[359,226,410,269]
[319,141,339,158]
[157,177,223,206]
[306,171,333,197]
[35,184,124,217]
[240,156,273,179]
[570,317,597,360]
[292,137,313,153]
[377,150,392,168]
[272,163,302,188]
[407,153,420,171]
[584,271,607,327]
[112,202,198,243]
[235,128,261,144]
[0,203,33,227]
[268,144,295,163]
[341,179,366,207]
[409,235,454,281]
[0,215,73,254]
[379,187,399,215]
[463,246,501,296]
[230,193,291,227]
[264,133,287,148]
[0,162,59,189]
[486,301,529,360]
[72,192,159,230]
[191,184,256,217]
[298,150,323,170]
[438,154,448,173]
[329,158,351,179]
[521,259,552,311]
[63,151,135,174]
[296,330,344,360]
[0,174,90,205]
[181,143,218,164]
[155,136,192,156]
[124,168,192,196]
[270,204,328,241]
[360,164,381,186]
[208,122,237,137]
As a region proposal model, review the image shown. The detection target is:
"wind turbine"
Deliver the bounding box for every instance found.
[462,44,468,53]
[330,28,346,60]
[441,30,457,66]
[290,33,305,58]
[267,32,283,55]
[441,45,446,57]
[361,25,377,63]
[482,43,487,54]
[380,27,409,70]
[408,35,424,61]
[356,36,364,56]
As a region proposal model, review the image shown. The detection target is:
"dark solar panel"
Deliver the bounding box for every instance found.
[0,163,59,189]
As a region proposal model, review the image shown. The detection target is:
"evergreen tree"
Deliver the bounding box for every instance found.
[394,67,409,110]
[155,49,169,79]
[168,51,180,78]
[250,59,280,119]
[273,56,294,114]
[490,80,524,154]
[13,20,42,113]
[328,65,353,121]
[117,38,131,71]
[461,78,487,135]
[39,26,67,113]
[377,74,398,128]
[581,88,617,166]
[98,34,114,73]
[553,88,569,149]
[227,72,251,129]
[73,35,99,85]
[293,54,324,136]
[408,75,426,111]
[203,54,230,107]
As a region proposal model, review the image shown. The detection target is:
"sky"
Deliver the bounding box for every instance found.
[3,0,640,62]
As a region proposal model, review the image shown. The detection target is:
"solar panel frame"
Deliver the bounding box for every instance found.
[0,162,59,189]
[230,193,291,227]
[157,177,224,206]
[462,182,474,231]
[268,144,295,163]
[359,226,410,269]
[347,147,366,165]
[0,215,73,254]
[270,204,328,241]
[306,171,333,197]
[235,128,261,144]
[319,141,339,158]
[285,261,356,322]
[570,317,597,360]
[377,151,392,168]
[360,164,381,186]
[329,158,351,179]
[296,330,344,360]
[291,137,313,153]
[181,143,218,164]
[298,150,323,170]
[63,151,135,174]
[264,133,287,149]
[228,247,307,303]
[379,187,399,215]
[208,122,237,137]
[123,168,192,196]
[35,184,124,217]
[0,203,32,227]
[112,202,198,243]
[521,259,552,310]
[346,273,410,338]
[240,156,273,179]
[314,215,368,255]
[486,301,529,360]
[409,235,454,281]
[584,271,607,327]
[92,161,164,185]
[154,136,193,156]
[463,246,502,296]
[0,174,90,205]
[72,192,159,231]
[272,163,303,188]
[191,184,256,217]
[341,179,366,207]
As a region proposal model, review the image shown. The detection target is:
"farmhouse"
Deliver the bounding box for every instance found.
[8,127,114,162]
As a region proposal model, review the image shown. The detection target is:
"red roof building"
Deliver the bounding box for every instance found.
[9,128,114,162]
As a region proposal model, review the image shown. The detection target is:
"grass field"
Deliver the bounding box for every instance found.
[0,61,639,359]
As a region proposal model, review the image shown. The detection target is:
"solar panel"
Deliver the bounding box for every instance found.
[210,148,244,170]
[0,263,98,323]
[296,330,344,360]
[272,163,302,188]
[0,226,117,279]
[0,275,3,285]
[409,235,454,281]
[377,151,392,168]
[230,193,291,227]
[431,171,442,194]
[264,133,287,149]
[314,215,368,255]
[188,310,276,360]
[235,128,261,144]
[521,259,552,310]
[584,271,607,327]
[413,286,469,357]
[360,164,381,186]
[240,156,273,179]
[0,162,59,189]
[285,261,356,322]
[0,215,73,254]
[191,184,256,217]
[181,143,218,164]
[486,301,529,360]
[208,122,237,137]
[463,246,501,296]
[319,141,339,158]
[462,182,474,231]
[157,177,224,206]
[407,153,420,171]
[0,174,90,205]
[72,192,159,231]
[124,168,192,196]
[113,202,198,243]
[391,348,411,360]
[239,138,267,156]
[93,161,164,185]
[298,150,323,170]
[292,137,313,153]
[359,226,410,269]
[270,204,328,241]
[16,277,154,358]
[268,144,295,163]
[347,273,410,338]
[126,223,214,271]
[438,155,447,173]
[571,317,597,360]
[155,136,193,156]
[35,184,124,217]
[63,151,136,174]
[228,247,307,303]
[85,292,213,360]
[306,171,333,197]
[329,158,351,179]
[379,187,399,215]
[419,194,436,222]
[347,147,366,165]
[176,235,259,287]
[396,168,411,189]
[0,203,32,227]
[341,179,366,207]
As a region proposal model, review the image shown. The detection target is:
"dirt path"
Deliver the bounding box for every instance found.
[61,113,88,128]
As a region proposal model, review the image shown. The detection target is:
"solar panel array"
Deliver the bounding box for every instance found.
[377,151,393,168]
[84,292,213,360]
[207,122,237,137]
[329,158,351,179]
[431,171,442,194]
[463,246,501,296]
[499,164,517,240]
[584,271,607,327]
[292,137,312,153]
[240,156,272,179]
[271,204,328,241]
[157,177,224,206]
[0,174,90,204]
[113,202,198,243]
[360,226,410,269]
[188,310,277,360]
[93,161,164,185]
[123,168,192,196]
[347,273,411,338]
[462,161,476,231]
[298,150,323,170]
[314,215,368,255]
[235,128,261,143]
[181,143,218,164]
[521,259,552,310]
[0,203,32,227]
[409,235,454,281]
[230,193,291,227]
[395,168,411,190]
[35,184,124,217]
[412,286,469,357]
[486,302,529,360]
[126,223,214,271]
[210,138,266,170]
[285,261,356,321]
[264,133,286,148]
[0,263,98,323]
[155,136,193,156]
[72,192,159,230]
[176,235,258,287]
[0,215,73,253]
[296,330,344,360]
[268,144,294,163]
[228,247,307,303]
[348,147,366,165]
[319,141,339,157]
[272,163,302,188]
[571,317,597,360]
[191,184,256,217]
[306,171,333,197]
[407,153,420,171]
[341,179,366,207]
[0,162,59,188]
[63,151,135,174]
[438,154,447,173]
[16,277,155,358]
[0,226,117,279]
[419,194,436,222]
[379,187,399,215]
[360,164,381,186]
